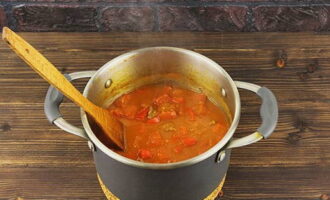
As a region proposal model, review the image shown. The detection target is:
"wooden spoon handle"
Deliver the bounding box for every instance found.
[2,27,95,112]
[3,27,124,150]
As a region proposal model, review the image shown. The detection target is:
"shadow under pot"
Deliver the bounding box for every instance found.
[44,47,278,200]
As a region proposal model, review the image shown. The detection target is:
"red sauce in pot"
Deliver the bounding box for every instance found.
[105,84,230,163]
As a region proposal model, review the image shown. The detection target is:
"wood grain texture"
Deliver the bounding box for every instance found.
[0,32,329,200]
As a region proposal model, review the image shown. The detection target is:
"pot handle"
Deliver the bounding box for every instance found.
[44,71,97,139]
[225,81,278,149]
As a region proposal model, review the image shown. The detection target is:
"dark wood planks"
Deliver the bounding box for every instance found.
[0,32,329,200]
[0,167,104,199]
[221,166,330,200]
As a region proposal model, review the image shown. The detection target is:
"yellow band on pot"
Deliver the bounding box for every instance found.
[97,174,226,200]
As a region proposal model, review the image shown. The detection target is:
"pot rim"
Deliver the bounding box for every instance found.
[81,47,241,170]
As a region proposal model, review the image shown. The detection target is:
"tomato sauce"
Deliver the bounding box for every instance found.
[104,84,230,163]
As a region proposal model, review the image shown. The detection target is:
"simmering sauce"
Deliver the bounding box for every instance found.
[103,84,230,163]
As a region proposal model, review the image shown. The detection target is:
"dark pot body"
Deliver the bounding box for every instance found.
[94,147,231,200]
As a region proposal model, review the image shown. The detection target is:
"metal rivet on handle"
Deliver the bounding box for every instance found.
[88,141,96,152]
[105,79,112,88]
[221,88,227,97]
[216,150,226,163]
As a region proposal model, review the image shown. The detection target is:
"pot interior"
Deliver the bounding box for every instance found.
[87,47,235,119]
[83,47,240,167]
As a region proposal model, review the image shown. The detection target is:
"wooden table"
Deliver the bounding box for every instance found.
[0,32,329,200]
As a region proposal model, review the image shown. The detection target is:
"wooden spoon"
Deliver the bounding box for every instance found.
[2,27,125,150]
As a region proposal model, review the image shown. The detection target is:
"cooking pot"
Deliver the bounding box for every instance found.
[44,47,278,200]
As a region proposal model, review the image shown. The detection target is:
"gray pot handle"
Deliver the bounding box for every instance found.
[225,81,278,149]
[44,71,96,139]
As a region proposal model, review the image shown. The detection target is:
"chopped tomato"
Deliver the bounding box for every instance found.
[183,137,197,146]
[138,149,152,160]
[135,106,150,120]
[159,110,177,120]
[172,97,184,103]
[146,116,160,124]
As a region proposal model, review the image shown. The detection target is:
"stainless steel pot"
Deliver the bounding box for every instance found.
[44,47,278,200]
